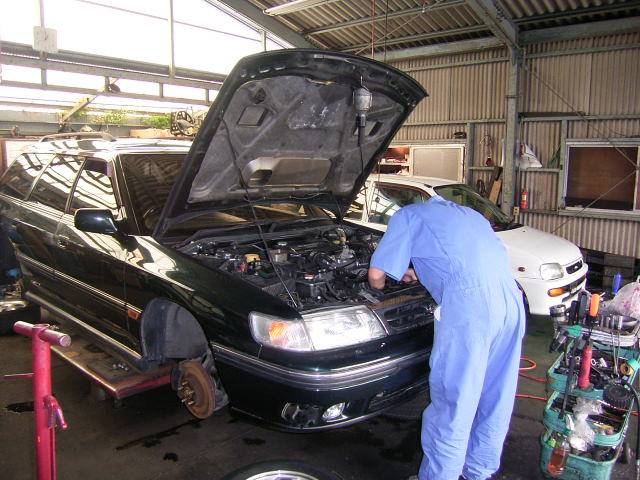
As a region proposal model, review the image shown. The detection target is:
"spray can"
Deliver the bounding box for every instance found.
[612,272,622,294]
[547,429,571,477]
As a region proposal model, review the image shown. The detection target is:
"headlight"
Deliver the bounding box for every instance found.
[249,313,312,352]
[249,306,386,352]
[540,263,563,280]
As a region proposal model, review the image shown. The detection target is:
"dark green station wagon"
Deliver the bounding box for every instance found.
[0,50,435,430]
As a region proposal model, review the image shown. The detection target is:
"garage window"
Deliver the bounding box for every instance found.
[565,146,639,211]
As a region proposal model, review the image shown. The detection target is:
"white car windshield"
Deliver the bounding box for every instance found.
[435,184,513,231]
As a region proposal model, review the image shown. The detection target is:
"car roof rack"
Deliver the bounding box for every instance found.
[39,132,117,142]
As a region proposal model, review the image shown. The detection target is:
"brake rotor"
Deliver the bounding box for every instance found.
[176,360,216,419]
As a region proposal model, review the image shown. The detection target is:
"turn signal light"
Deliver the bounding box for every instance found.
[268,321,290,346]
[548,287,566,298]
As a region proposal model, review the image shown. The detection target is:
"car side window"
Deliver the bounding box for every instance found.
[70,160,118,214]
[29,156,82,212]
[0,153,48,199]
[368,183,428,225]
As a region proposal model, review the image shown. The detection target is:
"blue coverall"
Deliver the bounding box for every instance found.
[370,195,525,480]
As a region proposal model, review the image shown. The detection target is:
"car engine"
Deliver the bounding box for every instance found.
[181,226,412,310]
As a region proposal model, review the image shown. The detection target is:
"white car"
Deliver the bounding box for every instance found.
[346,174,588,316]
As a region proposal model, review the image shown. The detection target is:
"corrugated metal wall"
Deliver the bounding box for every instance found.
[392,33,640,258]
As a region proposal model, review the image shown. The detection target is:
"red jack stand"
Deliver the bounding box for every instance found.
[4,321,71,480]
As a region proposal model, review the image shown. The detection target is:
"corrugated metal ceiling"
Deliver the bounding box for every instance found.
[247,0,640,52]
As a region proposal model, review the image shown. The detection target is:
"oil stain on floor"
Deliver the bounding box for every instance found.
[5,401,34,413]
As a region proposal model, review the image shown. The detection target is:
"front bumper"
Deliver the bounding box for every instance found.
[519,264,588,316]
[212,343,430,431]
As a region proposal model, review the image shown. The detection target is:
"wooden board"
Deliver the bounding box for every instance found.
[489,178,502,204]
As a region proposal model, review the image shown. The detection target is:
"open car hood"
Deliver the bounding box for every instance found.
[155,49,426,238]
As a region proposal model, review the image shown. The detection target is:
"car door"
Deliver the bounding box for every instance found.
[367,182,430,227]
[18,154,80,296]
[54,157,136,349]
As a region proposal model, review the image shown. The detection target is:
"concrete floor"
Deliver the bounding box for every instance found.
[0,314,636,480]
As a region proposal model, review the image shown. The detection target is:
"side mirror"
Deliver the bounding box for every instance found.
[74,209,119,235]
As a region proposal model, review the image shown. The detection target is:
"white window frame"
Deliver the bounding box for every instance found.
[562,139,640,219]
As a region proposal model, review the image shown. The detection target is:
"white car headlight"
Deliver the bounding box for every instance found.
[540,263,563,281]
[249,306,386,352]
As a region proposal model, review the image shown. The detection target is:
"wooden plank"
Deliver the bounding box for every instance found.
[489,178,503,204]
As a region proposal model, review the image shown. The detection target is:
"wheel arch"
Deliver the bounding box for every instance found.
[140,297,209,363]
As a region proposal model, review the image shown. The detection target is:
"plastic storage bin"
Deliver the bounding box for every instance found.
[540,430,619,480]
[543,391,629,448]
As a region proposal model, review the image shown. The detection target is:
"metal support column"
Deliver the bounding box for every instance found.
[557,119,568,209]
[38,0,47,86]
[501,49,521,215]
[465,122,475,185]
[168,0,176,77]
[261,30,267,52]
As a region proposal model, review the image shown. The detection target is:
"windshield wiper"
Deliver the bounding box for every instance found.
[175,221,271,246]
[267,217,328,232]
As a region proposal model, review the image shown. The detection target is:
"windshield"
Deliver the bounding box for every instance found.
[434,184,511,230]
[121,153,184,235]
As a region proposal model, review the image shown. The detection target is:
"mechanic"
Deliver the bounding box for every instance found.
[368,195,525,480]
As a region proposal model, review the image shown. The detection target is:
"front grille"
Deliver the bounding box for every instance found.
[566,260,583,275]
[373,297,435,333]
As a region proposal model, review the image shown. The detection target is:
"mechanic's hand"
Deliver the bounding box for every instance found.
[401,268,417,283]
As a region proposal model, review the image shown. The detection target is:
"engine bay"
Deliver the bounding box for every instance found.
[180,226,416,310]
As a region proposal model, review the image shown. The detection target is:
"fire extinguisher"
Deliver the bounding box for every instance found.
[520,190,528,210]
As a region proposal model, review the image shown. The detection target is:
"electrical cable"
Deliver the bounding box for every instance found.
[621,379,640,479]
[354,0,442,56]
[219,117,299,309]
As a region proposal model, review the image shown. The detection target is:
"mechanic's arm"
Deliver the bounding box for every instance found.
[368,210,413,290]
[368,267,386,289]
[369,266,416,289]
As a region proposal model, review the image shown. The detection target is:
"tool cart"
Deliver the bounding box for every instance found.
[540,290,640,480]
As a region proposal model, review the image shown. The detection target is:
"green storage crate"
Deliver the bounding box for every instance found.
[546,344,639,399]
[543,391,629,448]
[539,430,619,480]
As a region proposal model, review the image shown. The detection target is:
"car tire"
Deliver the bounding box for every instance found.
[221,460,342,480]
[381,390,430,421]
[0,301,38,335]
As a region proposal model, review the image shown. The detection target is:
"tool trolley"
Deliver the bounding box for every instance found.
[540,291,640,480]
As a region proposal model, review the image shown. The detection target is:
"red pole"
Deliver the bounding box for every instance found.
[12,321,70,480]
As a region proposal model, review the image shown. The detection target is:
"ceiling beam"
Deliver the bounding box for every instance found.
[303,0,465,35]
[1,41,225,89]
[520,15,640,44]
[372,37,503,61]
[214,0,317,47]
[465,0,518,51]
[0,80,210,107]
[375,16,640,62]
[264,0,340,16]
[342,24,489,52]
[517,1,640,26]
[306,0,640,37]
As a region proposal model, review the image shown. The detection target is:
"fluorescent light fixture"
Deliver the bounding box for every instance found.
[264,0,340,16]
